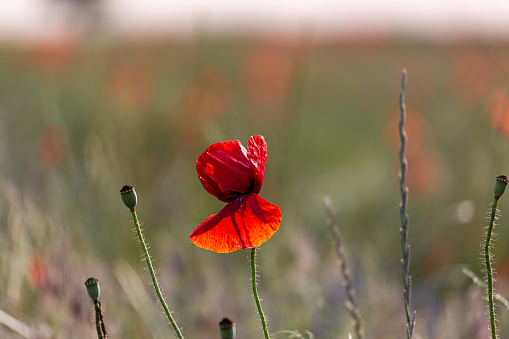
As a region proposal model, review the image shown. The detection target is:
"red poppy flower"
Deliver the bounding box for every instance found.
[190,135,282,253]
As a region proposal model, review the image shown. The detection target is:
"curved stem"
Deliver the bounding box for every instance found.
[486,199,499,339]
[131,210,184,339]
[251,247,270,339]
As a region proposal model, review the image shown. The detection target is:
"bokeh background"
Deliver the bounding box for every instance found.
[2,1,509,338]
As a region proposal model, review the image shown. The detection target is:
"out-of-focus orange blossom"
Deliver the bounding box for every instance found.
[186,66,232,118]
[165,66,232,143]
[103,60,156,112]
[406,148,441,195]
[37,124,66,169]
[449,51,491,109]
[27,251,48,290]
[30,28,78,78]
[487,89,509,138]
[242,46,291,105]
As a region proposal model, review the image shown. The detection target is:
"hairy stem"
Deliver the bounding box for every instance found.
[93,300,104,339]
[131,210,184,339]
[486,199,499,339]
[251,247,270,339]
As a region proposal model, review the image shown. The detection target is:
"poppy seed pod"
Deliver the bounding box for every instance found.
[85,277,100,301]
[219,318,236,339]
[494,175,509,200]
[120,185,137,210]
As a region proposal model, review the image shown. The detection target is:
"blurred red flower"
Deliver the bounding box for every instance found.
[27,251,47,290]
[104,60,155,112]
[37,124,66,169]
[487,90,509,138]
[31,28,77,77]
[187,67,232,118]
[242,47,291,105]
[449,51,490,108]
[190,135,282,253]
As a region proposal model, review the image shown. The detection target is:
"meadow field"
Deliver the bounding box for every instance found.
[1,33,509,338]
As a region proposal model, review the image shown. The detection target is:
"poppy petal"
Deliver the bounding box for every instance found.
[190,194,281,253]
[196,140,255,202]
[247,135,267,194]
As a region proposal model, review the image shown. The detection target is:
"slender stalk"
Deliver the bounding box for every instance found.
[398,69,416,338]
[131,210,184,339]
[251,247,270,339]
[323,196,365,339]
[486,198,499,339]
[0,309,33,339]
[93,300,104,339]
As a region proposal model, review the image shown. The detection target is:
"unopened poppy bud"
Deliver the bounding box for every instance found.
[85,277,100,301]
[219,317,236,339]
[494,175,508,200]
[120,185,137,210]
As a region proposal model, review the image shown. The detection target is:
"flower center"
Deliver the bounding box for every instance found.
[226,179,255,201]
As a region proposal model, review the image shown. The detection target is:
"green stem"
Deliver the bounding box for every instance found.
[486,198,499,339]
[251,247,270,339]
[131,210,184,339]
[94,300,104,339]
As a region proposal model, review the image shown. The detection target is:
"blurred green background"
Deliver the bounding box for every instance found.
[1,32,509,338]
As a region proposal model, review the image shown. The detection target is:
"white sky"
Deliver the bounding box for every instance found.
[2,0,509,42]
